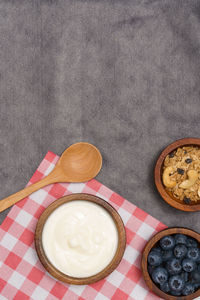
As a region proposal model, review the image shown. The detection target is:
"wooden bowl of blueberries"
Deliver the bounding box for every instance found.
[155,138,200,211]
[142,227,200,299]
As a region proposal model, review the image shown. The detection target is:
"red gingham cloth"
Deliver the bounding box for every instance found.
[0,152,167,300]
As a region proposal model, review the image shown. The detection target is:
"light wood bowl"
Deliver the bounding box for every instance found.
[142,227,200,300]
[35,193,126,285]
[155,138,200,211]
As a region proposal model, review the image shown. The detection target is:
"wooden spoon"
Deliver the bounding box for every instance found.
[0,142,102,213]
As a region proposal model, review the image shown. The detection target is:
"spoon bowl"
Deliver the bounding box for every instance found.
[58,142,102,182]
[0,142,102,212]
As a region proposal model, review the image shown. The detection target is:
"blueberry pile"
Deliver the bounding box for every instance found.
[147,234,200,296]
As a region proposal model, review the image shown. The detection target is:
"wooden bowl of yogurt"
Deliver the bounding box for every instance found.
[35,193,126,284]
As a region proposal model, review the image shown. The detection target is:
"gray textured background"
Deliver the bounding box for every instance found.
[1,0,200,231]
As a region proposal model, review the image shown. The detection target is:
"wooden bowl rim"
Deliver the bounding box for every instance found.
[154,138,200,211]
[35,193,126,285]
[142,227,200,300]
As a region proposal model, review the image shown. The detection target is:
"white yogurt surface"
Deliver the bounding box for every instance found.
[42,200,118,277]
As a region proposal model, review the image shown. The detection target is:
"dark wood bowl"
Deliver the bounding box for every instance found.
[35,193,126,285]
[142,227,200,300]
[155,138,200,211]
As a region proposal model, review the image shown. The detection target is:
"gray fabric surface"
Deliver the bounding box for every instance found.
[1,0,200,231]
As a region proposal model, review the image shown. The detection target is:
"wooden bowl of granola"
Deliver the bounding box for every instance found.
[155,138,200,211]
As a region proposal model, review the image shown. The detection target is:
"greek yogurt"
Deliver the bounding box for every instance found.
[42,200,118,277]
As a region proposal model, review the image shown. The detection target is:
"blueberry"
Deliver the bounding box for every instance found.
[153,246,162,253]
[182,259,197,273]
[174,244,187,259]
[181,271,189,282]
[170,290,181,296]
[187,238,198,248]
[174,234,187,245]
[152,267,168,285]
[148,265,155,275]
[198,264,200,272]
[177,168,184,175]
[183,196,191,204]
[187,248,200,262]
[185,158,192,164]
[160,281,170,293]
[160,235,175,250]
[191,270,200,283]
[166,258,182,275]
[171,291,182,296]
[148,250,163,266]
[194,282,200,290]
[169,152,175,158]
[169,275,185,292]
[162,250,173,262]
[182,283,195,296]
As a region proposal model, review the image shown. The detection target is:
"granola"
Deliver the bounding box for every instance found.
[162,146,200,204]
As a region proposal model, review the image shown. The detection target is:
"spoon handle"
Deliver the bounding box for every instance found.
[0,168,61,213]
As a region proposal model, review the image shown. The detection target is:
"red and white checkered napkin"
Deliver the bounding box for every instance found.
[0,152,167,300]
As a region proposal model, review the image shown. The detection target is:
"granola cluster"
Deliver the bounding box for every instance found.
[162,146,200,204]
